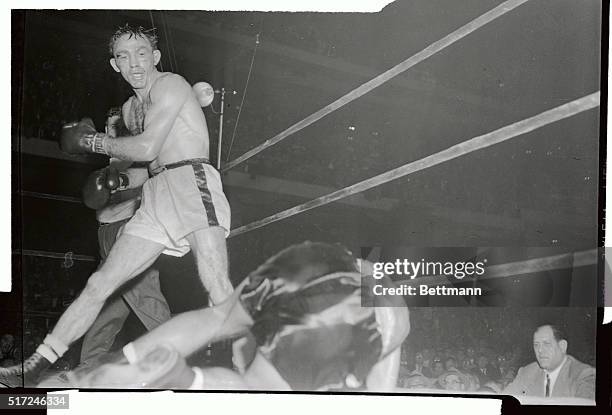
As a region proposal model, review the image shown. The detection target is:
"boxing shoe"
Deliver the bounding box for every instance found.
[0,352,52,387]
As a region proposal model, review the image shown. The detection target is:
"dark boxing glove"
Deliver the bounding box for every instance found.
[104,166,130,191]
[82,167,130,210]
[82,168,111,210]
[60,118,107,155]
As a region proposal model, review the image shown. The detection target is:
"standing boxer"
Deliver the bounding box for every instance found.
[78,107,173,368]
[1,24,232,385]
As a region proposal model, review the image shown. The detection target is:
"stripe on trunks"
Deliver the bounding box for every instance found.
[192,163,219,227]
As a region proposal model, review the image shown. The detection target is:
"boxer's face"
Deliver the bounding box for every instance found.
[110,34,161,91]
[533,326,567,371]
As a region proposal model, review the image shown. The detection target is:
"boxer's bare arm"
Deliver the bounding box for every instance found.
[108,158,132,171]
[122,167,149,190]
[128,288,253,361]
[104,74,191,161]
[366,347,401,391]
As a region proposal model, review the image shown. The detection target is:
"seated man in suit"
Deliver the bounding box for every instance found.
[503,324,595,400]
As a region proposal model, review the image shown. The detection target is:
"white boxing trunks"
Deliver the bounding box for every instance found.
[121,158,231,256]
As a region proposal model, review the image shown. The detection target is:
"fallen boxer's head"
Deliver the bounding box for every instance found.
[247,241,357,289]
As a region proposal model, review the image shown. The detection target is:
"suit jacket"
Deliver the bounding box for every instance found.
[503,355,595,400]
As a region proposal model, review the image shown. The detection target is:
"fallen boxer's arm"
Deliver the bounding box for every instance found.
[124,283,254,363]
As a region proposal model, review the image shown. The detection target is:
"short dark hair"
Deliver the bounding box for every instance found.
[248,241,357,287]
[109,24,158,56]
[536,324,567,343]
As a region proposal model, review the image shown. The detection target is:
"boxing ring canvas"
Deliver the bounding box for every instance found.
[5,0,609,412]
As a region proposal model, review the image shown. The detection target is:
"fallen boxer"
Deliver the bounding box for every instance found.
[43,242,410,391]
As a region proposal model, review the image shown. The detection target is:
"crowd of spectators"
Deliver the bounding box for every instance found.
[0,334,20,368]
[398,341,524,393]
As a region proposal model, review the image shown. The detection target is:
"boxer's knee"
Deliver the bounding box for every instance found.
[142,268,160,285]
[189,227,227,254]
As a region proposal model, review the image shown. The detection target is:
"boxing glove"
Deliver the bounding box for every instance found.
[60,118,98,154]
[82,168,112,210]
[104,166,130,191]
[82,167,131,210]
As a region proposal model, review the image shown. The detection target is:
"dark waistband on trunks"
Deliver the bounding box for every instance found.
[149,158,212,177]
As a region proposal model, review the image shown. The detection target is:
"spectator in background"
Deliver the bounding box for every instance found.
[472,354,501,385]
[431,359,445,378]
[437,370,479,392]
[462,357,476,372]
[503,324,595,400]
[421,348,433,374]
[411,351,433,378]
[498,366,517,390]
[444,356,459,372]
[0,335,17,365]
[401,373,434,389]
[456,349,466,365]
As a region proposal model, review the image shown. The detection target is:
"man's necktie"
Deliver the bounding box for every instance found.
[545,373,550,397]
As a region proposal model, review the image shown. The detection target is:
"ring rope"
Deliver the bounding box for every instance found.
[222,0,530,172]
[229,91,600,238]
[20,191,81,204]
[17,249,97,262]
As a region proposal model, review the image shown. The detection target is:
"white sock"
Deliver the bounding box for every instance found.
[43,334,68,358]
[36,344,58,364]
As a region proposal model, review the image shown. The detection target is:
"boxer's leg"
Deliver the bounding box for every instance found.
[79,221,134,365]
[123,268,172,331]
[80,294,131,364]
[185,227,232,304]
[50,234,165,350]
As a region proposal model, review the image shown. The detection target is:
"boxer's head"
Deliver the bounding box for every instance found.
[109,24,161,91]
[248,241,357,289]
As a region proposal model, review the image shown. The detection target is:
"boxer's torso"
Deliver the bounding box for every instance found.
[123,72,211,169]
